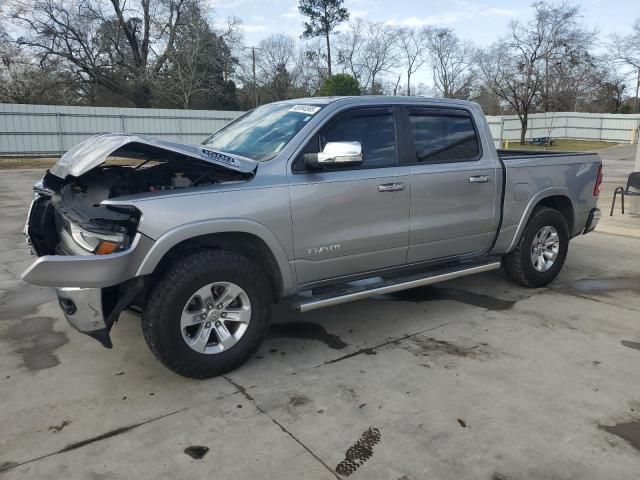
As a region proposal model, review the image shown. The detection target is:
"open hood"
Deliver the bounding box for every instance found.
[49,133,258,179]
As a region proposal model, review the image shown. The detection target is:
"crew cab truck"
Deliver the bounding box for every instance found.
[22,97,603,378]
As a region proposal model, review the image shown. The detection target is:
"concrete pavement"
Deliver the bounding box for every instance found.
[1,166,639,480]
[596,144,640,238]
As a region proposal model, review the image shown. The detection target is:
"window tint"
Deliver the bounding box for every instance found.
[320,111,396,168]
[408,111,480,163]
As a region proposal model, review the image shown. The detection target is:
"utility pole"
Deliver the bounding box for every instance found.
[633,121,640,214]
[252,47,258,108]
[635,67,640,114]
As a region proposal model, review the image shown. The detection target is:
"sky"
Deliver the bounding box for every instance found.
[208,0,639,89]
[212,0,639,48]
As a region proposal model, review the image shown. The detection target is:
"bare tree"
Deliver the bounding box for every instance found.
[361,22,399,93]
[477,41,541,145]
[335,18,366,84]
[478,1,594,144]
[397,27,429,96]
[585,60,629,113]
[295,38,326,95]
[0,32,77,104]
[425,27,476,99]
[334,21,398,93]
[533,1,595,113]
[255,34,298,100]
[6,0,191,107]
[610,17,640,113]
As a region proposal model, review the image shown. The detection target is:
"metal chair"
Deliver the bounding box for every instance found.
[610,172,640,216]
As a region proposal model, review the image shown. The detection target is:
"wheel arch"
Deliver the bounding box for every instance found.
[137,220,296,301]
[535,195,574,234]
[507,188,576,253]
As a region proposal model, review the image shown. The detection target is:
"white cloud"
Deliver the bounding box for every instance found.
[387,3,518,27]
[386,13,462,27]
[209,0,245,9]
[282,5,300,19]
[480,7,517,17]
[350,9,369,19]
[241,24,269,33]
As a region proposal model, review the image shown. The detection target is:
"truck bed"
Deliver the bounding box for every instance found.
[497,149,593,159]
[491,149,601,255]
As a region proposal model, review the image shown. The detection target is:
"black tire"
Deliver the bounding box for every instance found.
[503,207,569,288]
[142,249,272,379]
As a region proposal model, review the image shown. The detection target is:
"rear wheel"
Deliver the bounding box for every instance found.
[142,250,272,379]
[503,207,569,288]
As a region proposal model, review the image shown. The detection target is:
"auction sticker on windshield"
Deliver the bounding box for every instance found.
[289,105,321,115]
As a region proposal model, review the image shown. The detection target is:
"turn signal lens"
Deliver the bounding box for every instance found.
[68,223,125,254]
[95,241,121,255]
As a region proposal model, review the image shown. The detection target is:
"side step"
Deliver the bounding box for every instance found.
[293,261,501,313]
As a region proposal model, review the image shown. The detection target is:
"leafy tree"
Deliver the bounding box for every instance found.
[298,0,349,77]
[271,63,294,100]
[318,73,360,95]
[151,3,238,109]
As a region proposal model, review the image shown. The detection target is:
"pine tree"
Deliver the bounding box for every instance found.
[298,0,349,77]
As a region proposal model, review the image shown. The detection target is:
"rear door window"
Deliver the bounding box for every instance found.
[406,108,480,164]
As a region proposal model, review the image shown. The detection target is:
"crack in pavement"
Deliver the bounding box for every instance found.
[224,376,340,479]
[549,288,640,314]
[320,321,450,366]
[0,391,241,474]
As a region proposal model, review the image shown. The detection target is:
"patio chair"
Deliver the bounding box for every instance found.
[610,172,640,216]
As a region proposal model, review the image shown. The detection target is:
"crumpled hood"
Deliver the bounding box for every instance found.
[49,133,257,178]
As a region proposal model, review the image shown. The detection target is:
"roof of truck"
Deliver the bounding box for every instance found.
[276,96,479,108]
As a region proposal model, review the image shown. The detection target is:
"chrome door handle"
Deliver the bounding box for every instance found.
[378,183,396,192]
[378,183,406,192]
[469,175,489,184]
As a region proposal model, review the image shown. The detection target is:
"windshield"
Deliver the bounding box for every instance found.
[202,102,324,161]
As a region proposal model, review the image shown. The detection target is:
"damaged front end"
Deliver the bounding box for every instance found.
[22,134,257,348]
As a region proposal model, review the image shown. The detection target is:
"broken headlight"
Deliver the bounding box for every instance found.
[65,223,127,255]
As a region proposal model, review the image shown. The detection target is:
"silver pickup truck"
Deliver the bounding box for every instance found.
[22,97,603,378]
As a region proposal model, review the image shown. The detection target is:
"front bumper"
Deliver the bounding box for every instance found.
[583,207,601,234]
[22,233,154,288]
[56,277,144,348]
[56,287,113,348]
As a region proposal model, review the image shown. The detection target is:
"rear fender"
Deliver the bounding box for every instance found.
[506,188,576,252]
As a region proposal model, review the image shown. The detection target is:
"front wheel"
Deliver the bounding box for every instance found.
[142,250,272,379]
[503,207,569,288]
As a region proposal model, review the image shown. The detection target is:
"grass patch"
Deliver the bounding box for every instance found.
[0,157,58,170]
[500,139,618,152]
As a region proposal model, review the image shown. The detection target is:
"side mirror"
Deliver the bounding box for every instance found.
[304,141,363,169]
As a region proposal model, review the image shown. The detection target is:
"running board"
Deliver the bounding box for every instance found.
[293,261,501,313]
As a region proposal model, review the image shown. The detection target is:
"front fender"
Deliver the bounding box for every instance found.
[135,218,297,296]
